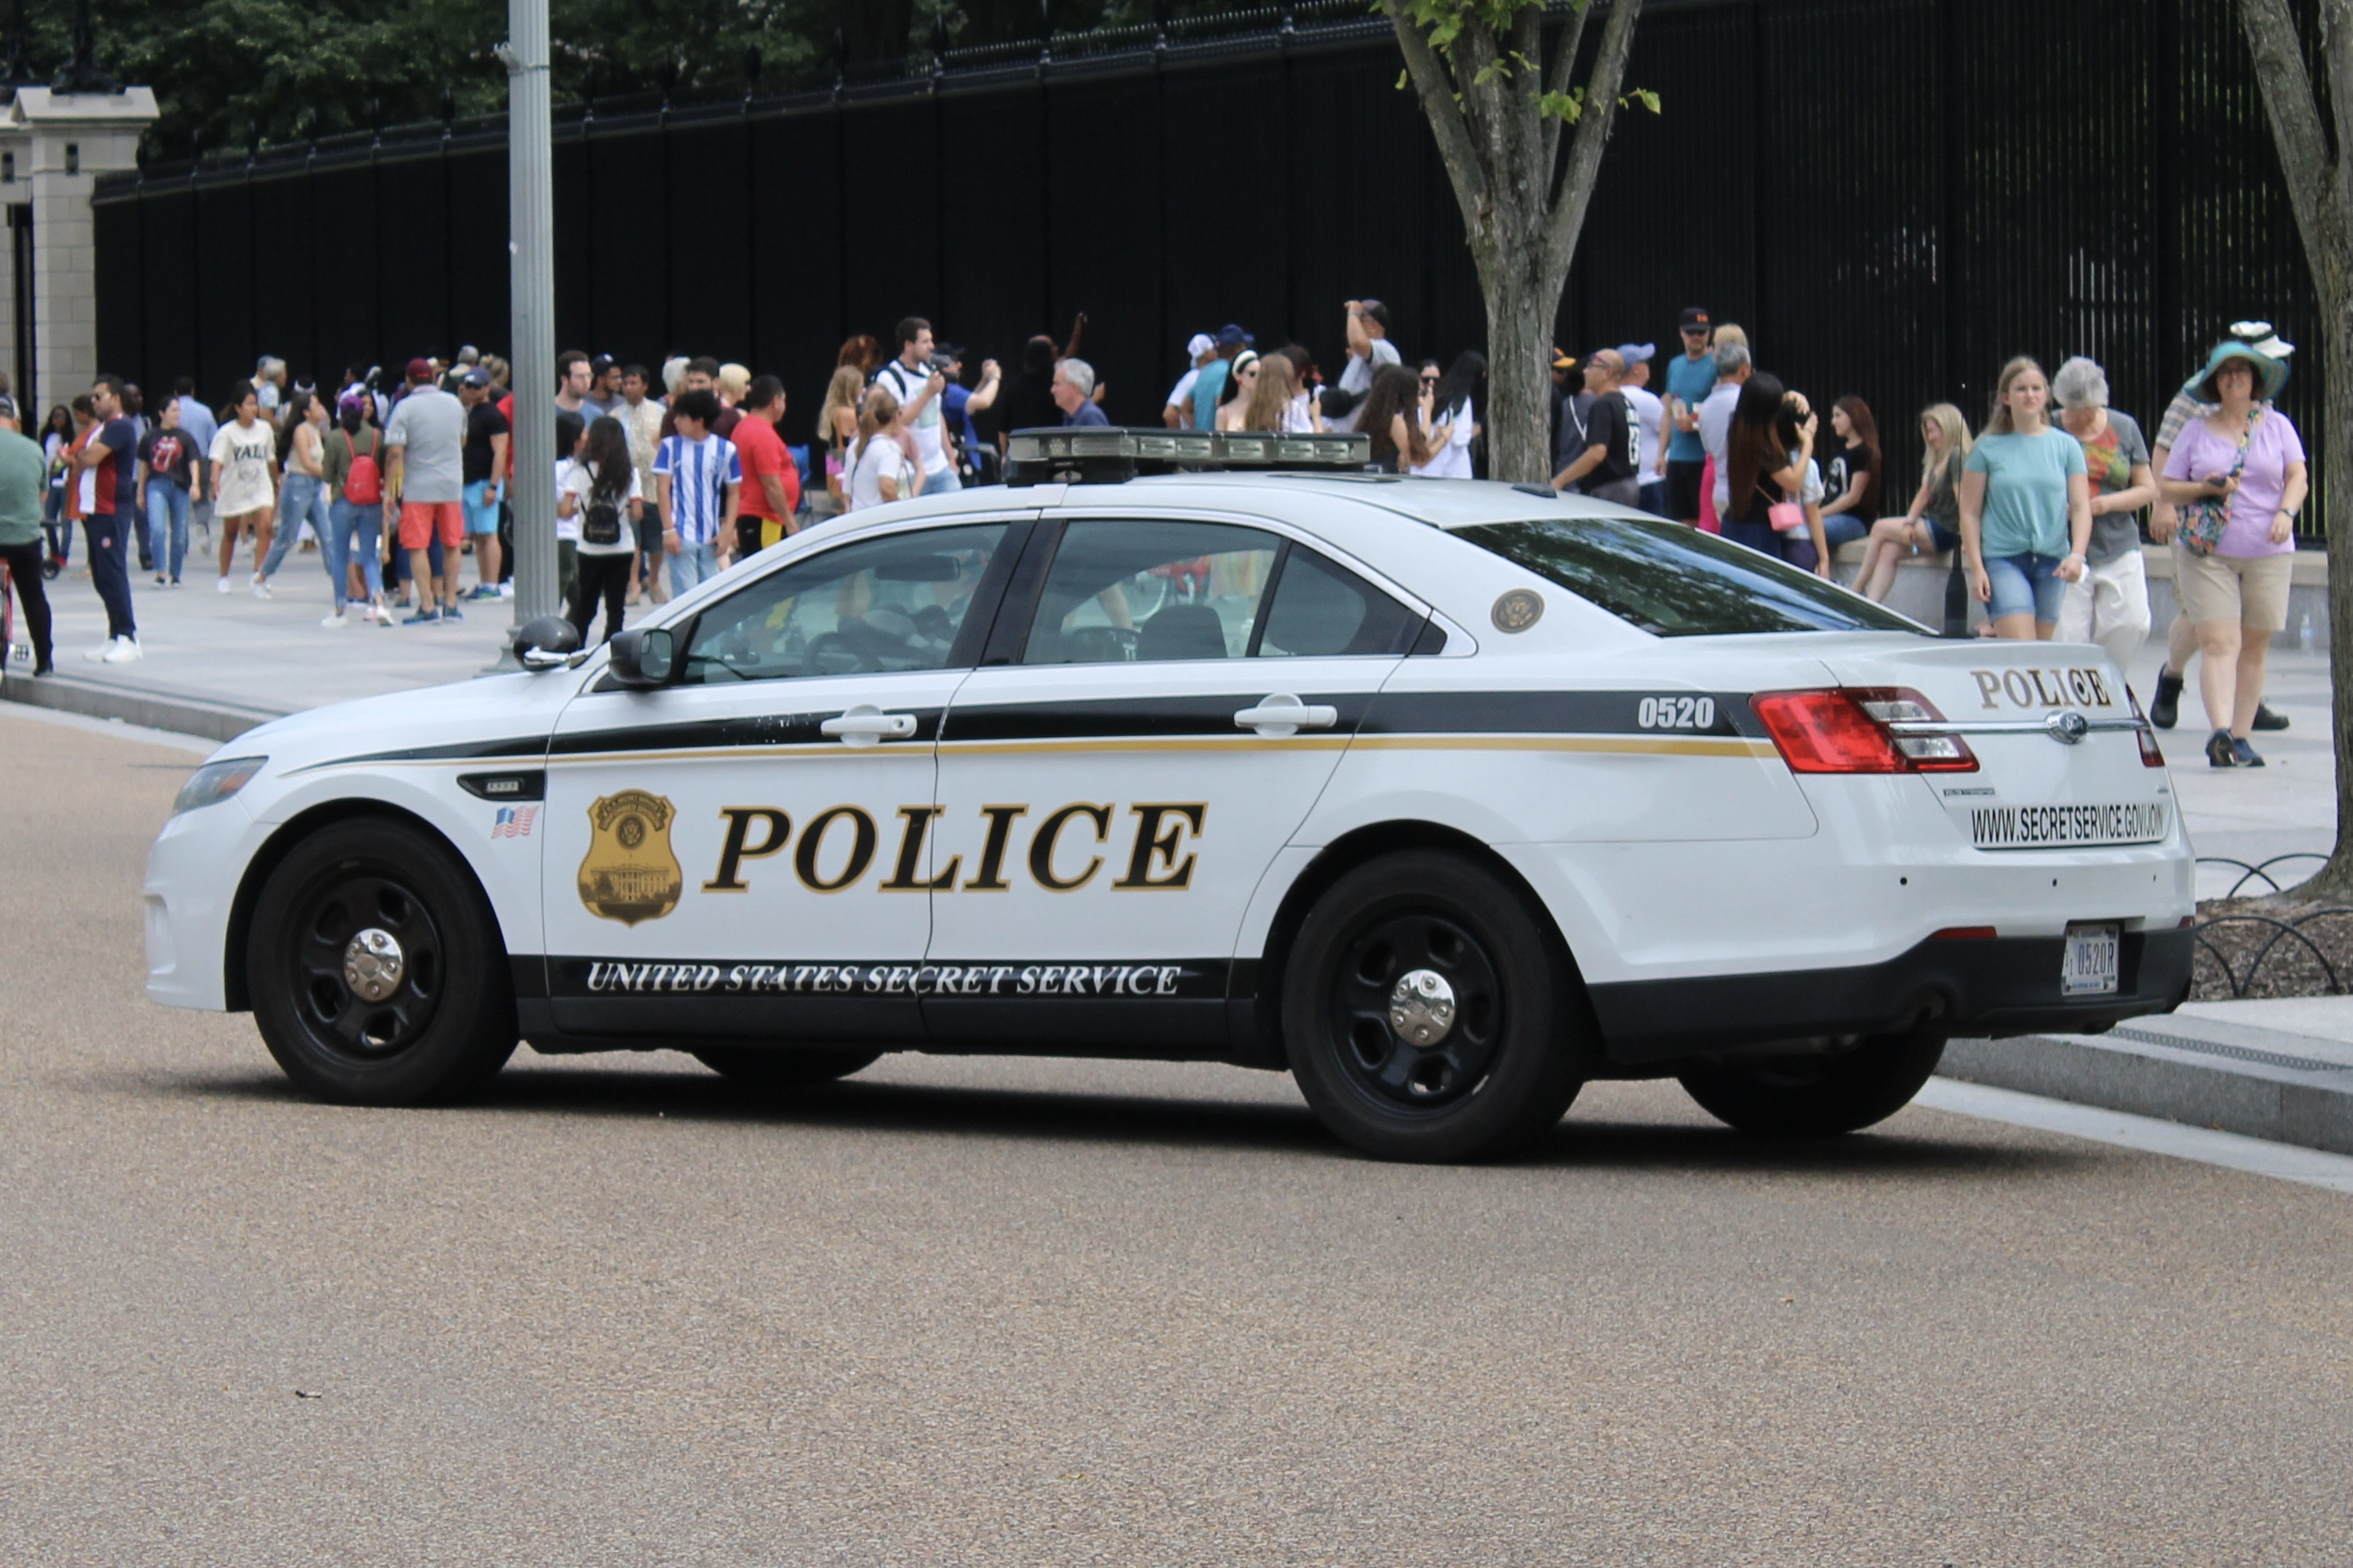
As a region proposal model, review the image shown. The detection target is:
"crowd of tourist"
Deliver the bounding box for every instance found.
[1572,310,2307,768]
[0,300,2314,768]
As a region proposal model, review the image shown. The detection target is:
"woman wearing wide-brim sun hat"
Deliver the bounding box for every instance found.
[2157,337,2307,768]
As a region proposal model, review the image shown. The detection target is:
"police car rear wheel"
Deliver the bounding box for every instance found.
[248,819,518,1106]
[1284,852,1584,1162]
[1677,1031,1947,1138]
[691,1046,883,1087]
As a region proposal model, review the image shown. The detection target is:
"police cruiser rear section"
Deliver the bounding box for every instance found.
[143,429,2194,1162]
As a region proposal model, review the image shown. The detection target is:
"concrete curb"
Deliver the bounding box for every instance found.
[1,669,284,745]
[1940,1027,2353,1157]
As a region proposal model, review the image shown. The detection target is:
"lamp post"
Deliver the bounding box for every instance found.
[502,0,557,630]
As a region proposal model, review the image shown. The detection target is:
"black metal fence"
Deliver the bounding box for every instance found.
[90,0,2322,525]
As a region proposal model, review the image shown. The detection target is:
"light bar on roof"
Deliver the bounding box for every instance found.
[1004,426,1372,486]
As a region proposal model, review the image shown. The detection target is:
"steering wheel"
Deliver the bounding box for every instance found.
[911,603,956,644]
[1061,624,1139,664]
[804,631,879,676]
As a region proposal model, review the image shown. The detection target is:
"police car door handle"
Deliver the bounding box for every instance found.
[820,705,921,746]
[1235,694,1339,737]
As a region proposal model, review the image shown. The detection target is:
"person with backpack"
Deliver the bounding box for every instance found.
[321,393,391,624]
[561,414,644,643]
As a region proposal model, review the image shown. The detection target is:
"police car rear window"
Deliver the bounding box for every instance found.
[1451,515,1924,637]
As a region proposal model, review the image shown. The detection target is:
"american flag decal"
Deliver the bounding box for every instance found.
[492,806,538,839]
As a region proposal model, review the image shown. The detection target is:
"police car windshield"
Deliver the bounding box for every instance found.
[1451,515,1925,638]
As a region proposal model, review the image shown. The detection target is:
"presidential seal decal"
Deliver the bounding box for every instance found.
[578,790,683,925]
[1491,588,1544,633]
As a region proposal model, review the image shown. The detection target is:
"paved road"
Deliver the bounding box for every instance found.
[5,708,2351,1566]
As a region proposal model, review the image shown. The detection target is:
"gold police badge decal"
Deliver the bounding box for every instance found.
[577,790,683,925]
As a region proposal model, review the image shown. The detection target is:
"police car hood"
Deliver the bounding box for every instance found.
[213,669,577,773]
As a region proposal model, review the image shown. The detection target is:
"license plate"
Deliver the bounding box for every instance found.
[1970,802,2167,849]
[2062,924,2120,996]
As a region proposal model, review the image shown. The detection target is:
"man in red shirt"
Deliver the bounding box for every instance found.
[730,375,801,553]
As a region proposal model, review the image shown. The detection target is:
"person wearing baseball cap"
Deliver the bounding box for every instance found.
[1333,299,1400,432]
[382,355,471,622]
[1663,310,1716,523]
[1189,327,1253,432]
[1165,333,1220,429]
[1613,343,1666,514]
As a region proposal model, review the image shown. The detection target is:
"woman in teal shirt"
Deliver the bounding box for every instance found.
[1959,356,2092,639]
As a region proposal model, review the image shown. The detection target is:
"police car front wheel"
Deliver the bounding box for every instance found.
[1677,1031,1947,1138]
[247,819,519,1105]
[1283,851,1586,1163]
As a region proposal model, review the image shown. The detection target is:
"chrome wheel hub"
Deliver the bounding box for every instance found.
[343,928,406,1003]
[1388,968,1458,1047]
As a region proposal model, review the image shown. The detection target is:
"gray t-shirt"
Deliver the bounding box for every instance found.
[2071,408,2150,565]
[1332,338,1401,432]
[384,386,467,503]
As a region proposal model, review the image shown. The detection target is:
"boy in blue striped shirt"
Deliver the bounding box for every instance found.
[653,389,742,595]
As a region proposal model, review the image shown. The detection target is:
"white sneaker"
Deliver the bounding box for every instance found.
[321,612,347,628]
[251,577,272,600]
[97,635,143,664]
[215,577,231,594]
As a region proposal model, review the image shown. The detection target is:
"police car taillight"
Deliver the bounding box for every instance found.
[2125,686,2167,768]
[1750,687,1979,774]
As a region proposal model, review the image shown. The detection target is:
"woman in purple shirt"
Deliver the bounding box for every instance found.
[2159,342,2307,768]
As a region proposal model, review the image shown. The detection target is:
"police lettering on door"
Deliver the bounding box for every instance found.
[582,790,1210,921]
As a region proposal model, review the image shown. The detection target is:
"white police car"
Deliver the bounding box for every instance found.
[144,428,2194,1161]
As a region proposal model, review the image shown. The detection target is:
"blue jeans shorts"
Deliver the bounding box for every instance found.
[1983,552,2068,623]
[463,479,502,535]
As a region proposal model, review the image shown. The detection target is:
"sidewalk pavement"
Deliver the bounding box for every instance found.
[1944,996,2353,1157]
[10,538,2352,1156]
[6,541,528,737]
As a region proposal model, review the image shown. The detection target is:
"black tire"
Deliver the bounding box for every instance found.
[691,1046,883,1087]
[1678,1032,1946,1138]
[1282,850,1586,1162]
[247,817,518,1105]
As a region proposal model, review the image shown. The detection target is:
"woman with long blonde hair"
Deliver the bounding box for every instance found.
[813,365,865,520]
[1854,402,1971,601]
[1959,356,2092,639]
[848,385,919,510]
[1239,350,1298,432]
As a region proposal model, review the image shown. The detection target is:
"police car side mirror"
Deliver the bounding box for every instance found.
[512,615,581,671]
[607,626,679,689]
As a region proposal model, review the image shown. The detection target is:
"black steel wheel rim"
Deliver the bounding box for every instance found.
[1326,909,1504,1113]
[284,866,446,1062]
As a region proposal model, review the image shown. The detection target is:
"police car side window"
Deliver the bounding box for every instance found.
[679,523,1007,683]
[1255,548,1419,658]
[1023,520,1281,665]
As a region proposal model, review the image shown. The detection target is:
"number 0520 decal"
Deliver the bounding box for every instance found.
[1636,695,1717,730]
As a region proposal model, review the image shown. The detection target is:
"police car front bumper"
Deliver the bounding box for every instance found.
[143,797,258,1013]
[1586,927,2196,1067]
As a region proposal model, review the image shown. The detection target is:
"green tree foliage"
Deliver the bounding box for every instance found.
[23,0,1258,162]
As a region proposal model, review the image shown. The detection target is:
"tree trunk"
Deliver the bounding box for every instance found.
[2304,275,2353,902]
[1385,0,1642,488]
[1482,233,1558,485]
[2234,0,2353,904]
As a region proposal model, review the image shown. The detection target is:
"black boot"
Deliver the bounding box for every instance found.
[2252,702,2289,731]
[2150,670,2183,729]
